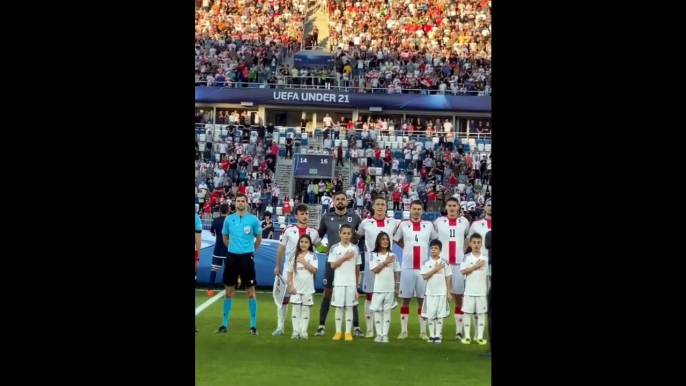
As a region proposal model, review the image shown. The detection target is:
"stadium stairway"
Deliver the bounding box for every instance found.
[305,204,322,227]
[274,158,294,200]
[334,160,351,189]
[305,1,330,50]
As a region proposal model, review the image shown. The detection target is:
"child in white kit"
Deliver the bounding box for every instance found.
[368,231,400,343]
[286,234,319,339]
[460,233,489,345]
[327,224,362,341]
[420,239,453,343]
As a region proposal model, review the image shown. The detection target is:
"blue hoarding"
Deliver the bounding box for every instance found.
[293,52,335,69]
[195,86,491,112]
[293,154,333,178]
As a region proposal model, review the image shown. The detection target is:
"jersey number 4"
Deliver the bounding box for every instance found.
[414,235,419,242]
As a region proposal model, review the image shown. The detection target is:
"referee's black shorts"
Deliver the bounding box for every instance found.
[222,252,256,287]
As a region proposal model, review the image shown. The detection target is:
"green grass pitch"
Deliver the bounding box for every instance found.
[195,291,490,386]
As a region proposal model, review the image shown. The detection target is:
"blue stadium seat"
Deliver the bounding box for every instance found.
[286,128,295,135]
[421,213,429,221]
[314,129,322,138]
[398,161,405,170]
[287,216,297,225]
[463,145,470,151]
[394,211,402,220]
[484,138,491,144]
[279,148,286,157]
[354,135,362,141]
[427,213,437,222]
[393,151,402,159]
[301,138,308,146]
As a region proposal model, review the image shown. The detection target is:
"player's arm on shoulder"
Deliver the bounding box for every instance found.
[317,217,327,239]
[355,219,366,237]
[393,221,404,247]
[430,223,439,240]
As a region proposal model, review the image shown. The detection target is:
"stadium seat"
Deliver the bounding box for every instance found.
[478,142,485,151]
[198,134,206,142]
[386,210,394,218]
[398,161,405,170]
[402,211,410,220]
[287,216,297,225]
[198,142,206,151]
[421,213,429,221]
[277,215,286,226]
[314,129,322,138]
[342,139,348,148]
[484,144,492,152]
[394,211,403,220]
[276,207,283,216]
[278,148,286,157]
[468,138,477,149]
[427,213,437,222]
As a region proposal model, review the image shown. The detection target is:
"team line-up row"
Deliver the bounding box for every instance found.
[205,194,491,345]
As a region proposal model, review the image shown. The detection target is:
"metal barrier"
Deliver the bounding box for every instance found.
[194,80,490,96]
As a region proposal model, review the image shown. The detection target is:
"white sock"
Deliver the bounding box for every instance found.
[374,310,383,336]
[365,298,374,333]
[344,306,353,334]
[476,313,486,340]
[436,318,444,340]
[277,304,288,330]
[335,307,343,333]
[382,310,391,337]
[428,319,435,338]
[463,314,472,339]
[291,305,301,335]
[400,309,409,333]
[418,314,427,335]
[455,310,464,335]
[301,306,311,335]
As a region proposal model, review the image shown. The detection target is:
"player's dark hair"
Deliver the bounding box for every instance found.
[234,193,248,202]
[334,191,347,199]
[373,196,387,204]
[430,239,443,250]
[446,197,460,205]
[339,224,353,232]
[410,200,424,208]
[470,233,483,241]
[295,204,308,214]
[219,203,230,214]
[371,231,391,254]
[293,234,314,274]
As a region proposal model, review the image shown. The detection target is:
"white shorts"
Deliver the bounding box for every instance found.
[461,295,488,314]
[362,267,375,293]
[451,265,465,295]
[331,285,359,307]
[399,268,426,299]
[420,295,450,319]
[290,293,314,306]
[369,292,395,311]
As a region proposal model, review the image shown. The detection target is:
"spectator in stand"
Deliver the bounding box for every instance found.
[328,0,491,95]
[195,0,307,86]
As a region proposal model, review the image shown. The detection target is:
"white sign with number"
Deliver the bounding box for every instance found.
[272,275,287,307]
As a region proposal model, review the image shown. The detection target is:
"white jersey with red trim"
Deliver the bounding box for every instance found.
[433,215,470,265]
[357,216,400,260]
[467,217,491,258]
[279,224,321,269]
[393,219,438,269]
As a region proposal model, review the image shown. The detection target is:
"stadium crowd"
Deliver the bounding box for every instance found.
[328,0,491,95]
[195,0,307,86]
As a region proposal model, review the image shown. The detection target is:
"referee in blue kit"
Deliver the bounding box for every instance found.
[216,193,263,335]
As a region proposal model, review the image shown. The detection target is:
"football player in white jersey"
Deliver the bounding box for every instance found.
[273,204,321,336]
[433,197,470,340]
[285,234,318,339]
[393,200,438,340]
[467,199,491,258]
[368,231,400,343]
[460,233,489,345]
[356,196,399,338]
[328,224,362,341]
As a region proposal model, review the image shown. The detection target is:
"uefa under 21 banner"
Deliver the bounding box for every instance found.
[195,86,491,112]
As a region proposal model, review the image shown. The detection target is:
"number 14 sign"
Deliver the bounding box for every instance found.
[293,154,334,178]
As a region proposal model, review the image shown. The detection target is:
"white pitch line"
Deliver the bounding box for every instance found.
[195,290,225,316]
